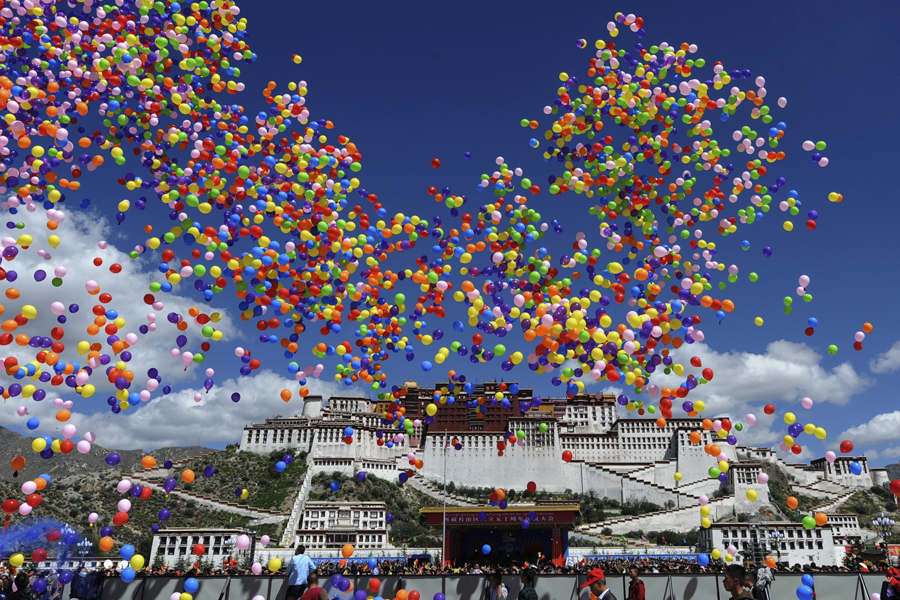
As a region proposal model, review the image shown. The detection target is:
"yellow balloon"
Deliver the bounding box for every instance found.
[81,384,96,398]
[118,200,130,212]
[240,489,249,500]
[32,438,47,452]
[76,341,90,355]
[711,549,721,560]
[783,435,795,447]
[425,403,437,416]
[700,506,710,518]
[725,553,733,562]
[48,235,60,248]
[701,517,711,529]
[674,472,682,481]
[9,553,24,567]
[130,555,145,570]
[784,412,796,424]
[746,489,758,501]
[754,317,764,326]
[21,305,37,319]
[51,439,61,452]
[180,594,193,600]
[268,558,282,572]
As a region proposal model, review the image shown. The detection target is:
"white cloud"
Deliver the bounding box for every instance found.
[2,208,238,398]
[840,411,900,447]
[870,341,900,374]
[1,370,357,450]
[863,446,900,463]
[651,340,870,410]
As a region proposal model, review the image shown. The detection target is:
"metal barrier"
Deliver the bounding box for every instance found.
[94,571,880,600]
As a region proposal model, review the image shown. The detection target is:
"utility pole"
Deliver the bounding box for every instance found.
[442,430,447,567]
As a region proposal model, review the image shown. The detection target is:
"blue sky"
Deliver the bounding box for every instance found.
[5,0,900,463]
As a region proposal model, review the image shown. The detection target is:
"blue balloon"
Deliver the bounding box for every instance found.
[356,591,368,600]
[367,558,377,569]
[849,461,862,475]
[26,417,39,430]
[801,574,815,587]
[698,554,709,566]
[184,578,199,593]
[32,578,48,593]
[482,544,491,554]
[58,570,74,585]
[386,513,394,522]
[796,585,813,600]
[121,567,136,584]
[120,544,135,560]
[807,317,818,328]
[357,471,367,482]
[330,481,340,492]
[275,461,286,472]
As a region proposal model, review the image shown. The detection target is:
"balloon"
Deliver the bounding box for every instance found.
[184,578,199,593]
[342,543,354,558]
[482,544,491,554]
[268,558,282,571]
[840,440,854,454]
[236,535,250,550]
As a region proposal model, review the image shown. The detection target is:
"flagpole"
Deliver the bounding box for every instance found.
[442,429,447,567]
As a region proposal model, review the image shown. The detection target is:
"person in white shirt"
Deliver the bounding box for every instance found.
[490,572,508,600]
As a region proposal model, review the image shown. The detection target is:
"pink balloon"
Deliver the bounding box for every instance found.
[77,441,91,454]
[825,451,837,463]
[88,512,99,523]
[236,535,250,550]
[117,499,131,512]
[181,352,193,367]
[779,442,789,452]
[50,302,65,315]
[698,495,709,506]
[16,406,27,416]
[745,414,757,426]
[251,562,262,575]
[234,347,245,357]
[83,431,96,443]
[260,535,270,546]
[171,593,182,600]
[21,481,36,495]
[801,397,813,409]
[18,504,32,516]
[146,379,159,391]
[117,480,131,493]
[757,473,769,485]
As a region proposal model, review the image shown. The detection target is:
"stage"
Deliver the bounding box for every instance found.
[420,503,580,567]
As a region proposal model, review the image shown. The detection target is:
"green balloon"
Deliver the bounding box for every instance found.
[708,467,721,479]
[201,325,215,337]
[192,353,205,363]
[749,273,758,282]
[494,344,506,356]
[394,293,405,305]
[802,516,816,530]
[538,423,549,433]
[827,345,838,355]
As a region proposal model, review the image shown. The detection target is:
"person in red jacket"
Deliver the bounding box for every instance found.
[627,567,645,600]
[301,572,329,600]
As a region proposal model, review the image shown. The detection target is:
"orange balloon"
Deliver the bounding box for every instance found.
[786,496,799,510]
[656,417,667,429]
[181,469,195,484]
[689,431,702,445]
[341,544,354,559]
[99,536,114,552]
[702,418,713,431]
[56,410,71,422]
[709,444,721,457]
[141,456,157,469]
[863,323,873,334]
[10,455,25,471]
[765,557,776,568]
[34,478,46,490]
[814,512,828,526]
[397,591,409,600]
[280,389,291,402]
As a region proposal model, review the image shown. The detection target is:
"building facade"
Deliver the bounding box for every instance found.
[149,527,249,569]
[699,521,839,567]
[296,501,390,550]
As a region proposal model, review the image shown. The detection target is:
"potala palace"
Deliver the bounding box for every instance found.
[238,380,889,545]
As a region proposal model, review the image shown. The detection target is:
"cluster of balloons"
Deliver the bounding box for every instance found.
[0,0,881,576]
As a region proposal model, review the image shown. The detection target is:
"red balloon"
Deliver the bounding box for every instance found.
[31,548,47,562]
[431,158,441,169]
[840,440,854,454]
[702,368,714,381]
[562,450,573,463]
[344,436,353,445]
[25,494,42,507]
[112,511,129,526]
[889,480,900,496]
[193,543,206,556]
[140,487,153,500]
[527,481,537,493]
[1,499,19,514]
[368,579,380,593]
[60,440,74,454]
[489,492,498,503]
[45,529,61,542]
[720,419,732,432]
[764,404,775,415]
[410,591,421,600]
[690,357,702,367]
[791,444,802,455]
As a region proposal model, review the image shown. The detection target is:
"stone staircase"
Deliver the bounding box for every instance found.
[810,491,856,514]
[578,494,735,535]
[582,461,702,506]
[405,476,480,506]
[279,455,316,546]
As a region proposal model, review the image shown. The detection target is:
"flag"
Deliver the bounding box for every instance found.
[683,538,687,545]
[621,536,627,541]
[662,536,666,543]
[766,511,771,517]
[196,516,200,524]
[641,536,647,541]
[230,515,233,524]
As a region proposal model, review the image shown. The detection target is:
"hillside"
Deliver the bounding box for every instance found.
[884,463,900,482]
[165,446,308,513]
[0,426,211,480]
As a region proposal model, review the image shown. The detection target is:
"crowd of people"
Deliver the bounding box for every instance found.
[1,547,899,600]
